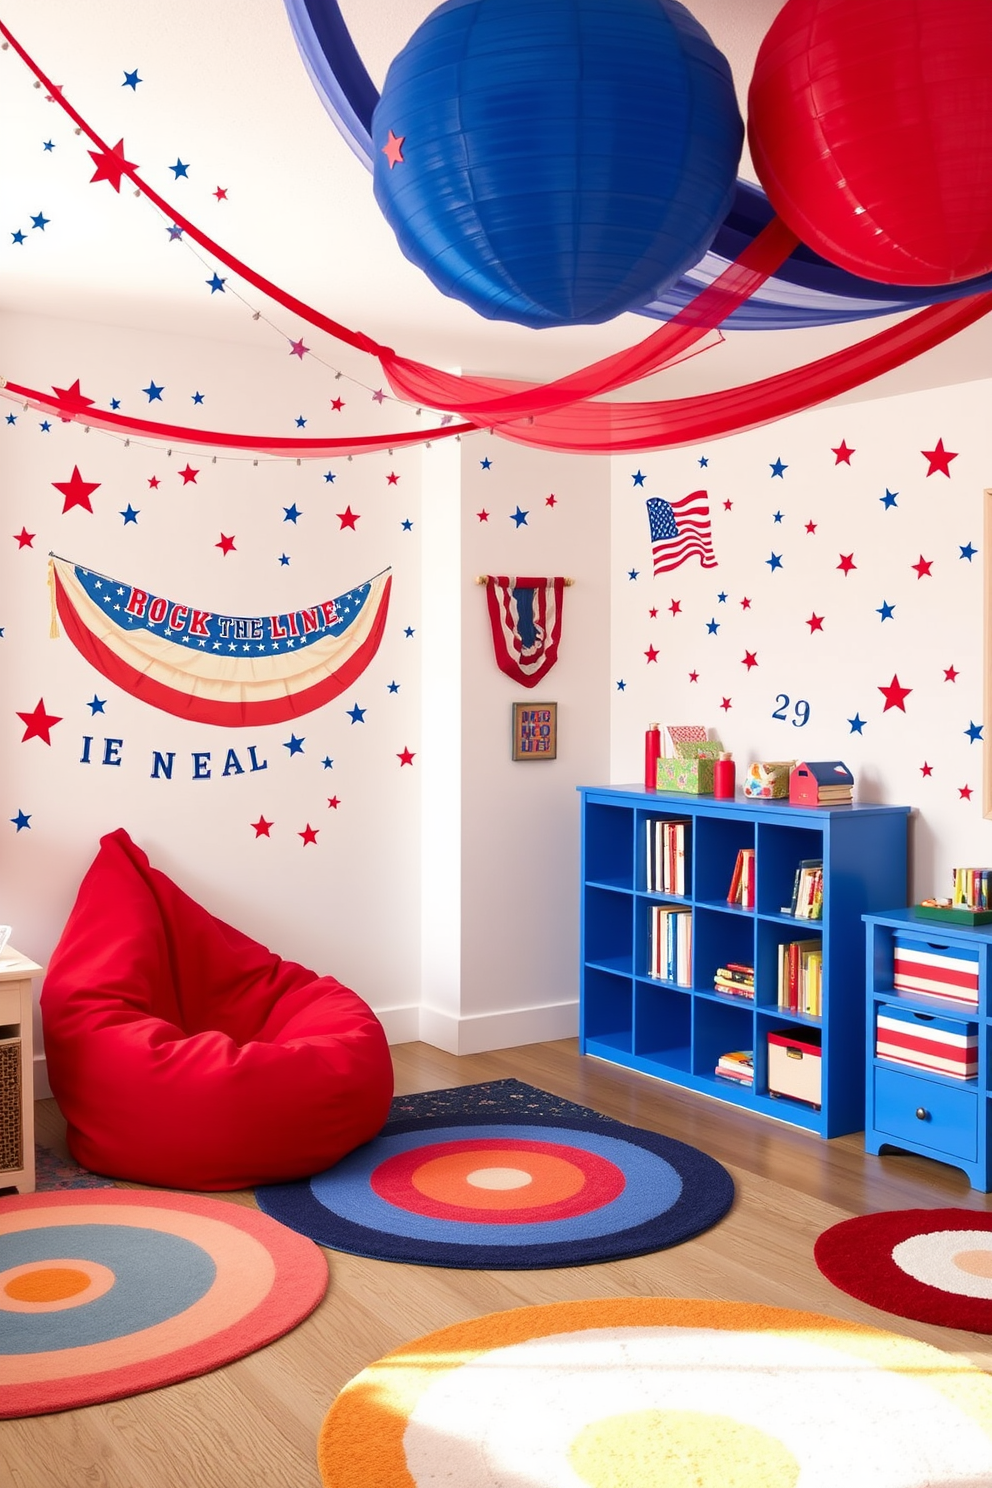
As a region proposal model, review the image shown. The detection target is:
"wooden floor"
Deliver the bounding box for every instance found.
[5,1037,992,1486]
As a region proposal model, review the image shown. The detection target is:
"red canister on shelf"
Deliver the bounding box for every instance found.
[713,752,736,799]
[644,723,661,791]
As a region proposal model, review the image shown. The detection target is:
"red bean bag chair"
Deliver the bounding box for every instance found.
[41,828,393,1190]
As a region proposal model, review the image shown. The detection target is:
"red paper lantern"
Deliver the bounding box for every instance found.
[747,0,992,285]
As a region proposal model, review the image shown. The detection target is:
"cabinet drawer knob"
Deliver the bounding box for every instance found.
[915,1107,929,1121]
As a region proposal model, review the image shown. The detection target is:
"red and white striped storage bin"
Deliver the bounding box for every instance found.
[892,934,980,1007]
[876,1003,978,1079]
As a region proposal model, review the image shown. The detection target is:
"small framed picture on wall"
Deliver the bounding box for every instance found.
[511,701,557,761]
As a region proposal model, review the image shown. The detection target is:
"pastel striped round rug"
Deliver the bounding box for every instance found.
[318,1296,992,1487]
[0,1190,327,1417]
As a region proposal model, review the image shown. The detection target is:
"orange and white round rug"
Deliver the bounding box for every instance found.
[318,1296,992,1487]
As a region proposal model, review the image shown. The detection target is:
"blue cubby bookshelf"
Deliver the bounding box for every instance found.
[578,786,910,1138]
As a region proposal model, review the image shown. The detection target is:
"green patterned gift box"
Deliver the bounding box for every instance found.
[656,740,723,794]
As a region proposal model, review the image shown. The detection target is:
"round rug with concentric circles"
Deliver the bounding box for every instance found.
[317,1296,992,1488]
[256,1112,734,1268]
[814,1207,992,1330]
[0,1190,327,1417]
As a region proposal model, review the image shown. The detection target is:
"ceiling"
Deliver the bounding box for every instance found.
[0,0,988,412]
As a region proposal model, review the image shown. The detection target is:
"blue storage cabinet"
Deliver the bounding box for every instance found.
[864,909,992,1189]
[579,786,910,1138]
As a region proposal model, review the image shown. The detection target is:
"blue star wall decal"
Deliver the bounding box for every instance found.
[295,415,307,428]
[322,757,334,768]
[5,414,16,425]
[30,211,49,230]
[877,601,895,621]
[10,810,31,831]
[716,591,727,603]
[278,553,290,566]
[323,470,336,482]
[387,680,400,693]
[766,552,783,571]
[87,696,107,714]
[510,506,528,527]
[169,158,190,178]
[965,721,984,743]
[698,456,708,467]
[142,380,164,401]
[401,518,413,530]
[283,504,302,523]
[191,391,204,404]
[769,457,788,477]
[880,489,898,509]
[616,679,626,690]
[206,273,226,293]
[347,704,366,724]
[109,398,121,410]
[122,69,142,89]
[628,569,639,581]
[11,230,26,245]
[706,618,720,634]
[120,504,139,524]
[283,733,305,756]
[42,139,54,152]
[960,542,977,560]
[848,713,867,734]
[772,511,783,523]
[167,224,183,241]
[631,470,646,486]
[38,421,51,433]
[404,626,415,637]
[480,457,492,469]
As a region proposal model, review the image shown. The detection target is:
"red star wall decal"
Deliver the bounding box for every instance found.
[668,600,682,616]
[327,796,341,809]
[52,465,100,514]
[836,553,856,575]
[944,665,959,682]
[742,651,758,670]
[477,510,489,522]
[382,129,405,168]
[831,440,855,464]
[251,816,273,837]
[911,555,933,578]
[644,646,659,663]
[723,499,733,511]
[920,762,933,777]
[51,379,95,419]
[720,697,732,711]
[386,472,400,485]
[16,698,62,744]
[147,476,160,489]
[397,748,416,766]
[216,534,236,555]
[740,597,751,610]
[337,506,359,530]
[921,438,958,477]
[299,824,319,845]
[330,397,344,411]
[688,670,699,682]
[88,138,137,192]
[214,186,228,201]
[879,674,912,712]
[959,784,974,800]
[14,528,34,549]
[805,521,817,534]
[546,494,557,507]
[806,613,824,632]
[648,607,658,619]
[178,464,199,485]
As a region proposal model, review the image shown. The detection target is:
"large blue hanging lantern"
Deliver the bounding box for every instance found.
[371,0,744,329]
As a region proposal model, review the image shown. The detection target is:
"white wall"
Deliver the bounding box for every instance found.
[610,378,992,902]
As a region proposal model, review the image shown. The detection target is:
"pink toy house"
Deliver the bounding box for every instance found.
[789,761,854,806]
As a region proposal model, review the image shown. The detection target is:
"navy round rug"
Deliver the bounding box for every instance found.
[255,1083,733,1268]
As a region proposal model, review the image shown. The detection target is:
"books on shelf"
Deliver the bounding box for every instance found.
[777,937,822,1017]
[952,867,992,911]
[713,962,754,1000]
[726,847,755,908]
[646,818,689,896]
[782,859,823,919]
[649,905,692,985]
[715,1049,754,1086]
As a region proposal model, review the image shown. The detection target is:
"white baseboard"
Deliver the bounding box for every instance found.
[376,1003,422,1046]
[33,1052,52,1101]
[417,999,579,1056]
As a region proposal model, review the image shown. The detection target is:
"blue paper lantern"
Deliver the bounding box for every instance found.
[371,0,743,329]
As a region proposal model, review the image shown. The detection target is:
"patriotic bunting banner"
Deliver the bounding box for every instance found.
[49,556,391,727]
[484,577,566,688]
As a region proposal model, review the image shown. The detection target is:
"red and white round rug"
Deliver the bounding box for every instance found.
[814,1207,992,1330]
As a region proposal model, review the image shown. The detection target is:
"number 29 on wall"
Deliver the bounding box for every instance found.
[772,694,810,727]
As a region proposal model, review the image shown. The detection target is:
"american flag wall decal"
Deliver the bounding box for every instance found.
[646,492,718,574]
